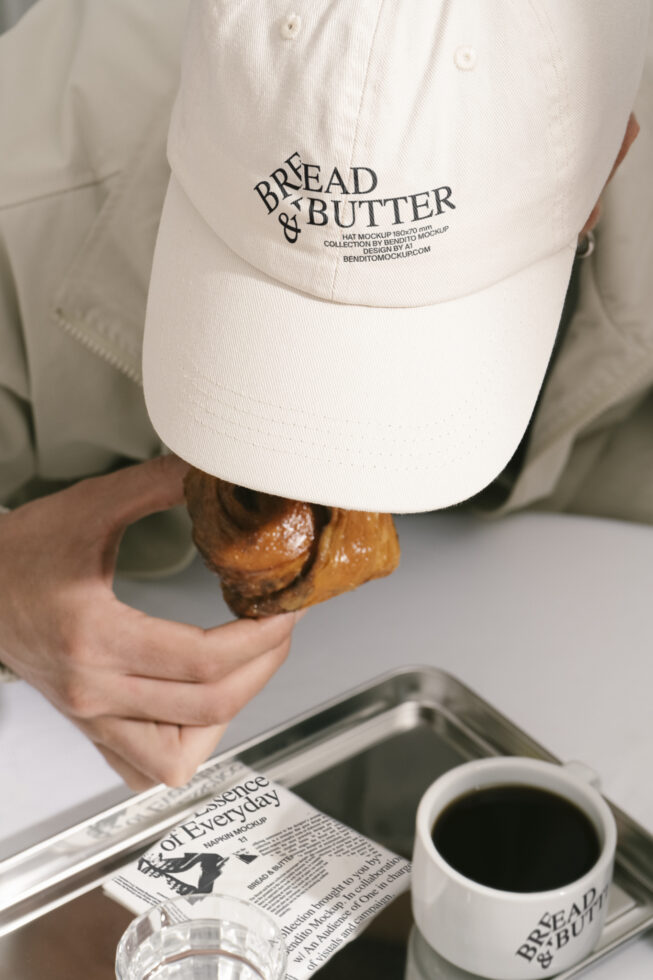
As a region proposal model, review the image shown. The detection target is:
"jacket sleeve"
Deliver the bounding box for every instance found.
[0,220,35,682]
[0,219,36,510]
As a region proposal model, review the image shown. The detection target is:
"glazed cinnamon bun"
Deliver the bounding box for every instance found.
[183,468,400,617]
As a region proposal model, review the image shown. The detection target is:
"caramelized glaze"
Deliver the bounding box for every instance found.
[184,468,400,617]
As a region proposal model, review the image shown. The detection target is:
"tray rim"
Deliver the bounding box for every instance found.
[1,664,544,870]
[0,665,486,862]
[0,664,652,977]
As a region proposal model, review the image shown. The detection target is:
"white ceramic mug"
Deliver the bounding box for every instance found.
[411,758,617,980]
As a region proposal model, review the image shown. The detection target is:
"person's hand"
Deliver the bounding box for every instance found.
[580,112,640,238]
[0,455,303,790]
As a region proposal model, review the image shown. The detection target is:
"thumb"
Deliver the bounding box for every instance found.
[85,454,192,538]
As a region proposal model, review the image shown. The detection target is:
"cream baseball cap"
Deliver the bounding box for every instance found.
[143,0,649,513]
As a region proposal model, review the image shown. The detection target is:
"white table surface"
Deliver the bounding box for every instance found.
[1,509,652,976]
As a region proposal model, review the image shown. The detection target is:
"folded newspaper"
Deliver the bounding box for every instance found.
[105,760,411,978]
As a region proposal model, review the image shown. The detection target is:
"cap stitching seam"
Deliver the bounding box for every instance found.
[539,1,573,235]
[183,376,459,444]
[525,0,572,237]
[329,0,386,302]
[182,405,461,468]
[182,361,448,431]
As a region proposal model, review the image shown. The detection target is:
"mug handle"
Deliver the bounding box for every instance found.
[563,760,601,790]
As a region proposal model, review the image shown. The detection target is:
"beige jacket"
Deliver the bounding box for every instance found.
[1,0,652,580]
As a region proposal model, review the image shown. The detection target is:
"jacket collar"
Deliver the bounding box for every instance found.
[52,115,171,385]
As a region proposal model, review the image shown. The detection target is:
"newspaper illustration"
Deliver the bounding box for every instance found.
[105,761,411,978]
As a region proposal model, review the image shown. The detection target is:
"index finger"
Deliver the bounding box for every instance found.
[106,598,302,682]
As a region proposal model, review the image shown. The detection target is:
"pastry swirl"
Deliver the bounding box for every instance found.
[184,468,400,617]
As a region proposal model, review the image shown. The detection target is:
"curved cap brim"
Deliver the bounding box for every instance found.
[143,176,576,513]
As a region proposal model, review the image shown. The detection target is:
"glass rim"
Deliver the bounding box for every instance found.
[115,892,287,980]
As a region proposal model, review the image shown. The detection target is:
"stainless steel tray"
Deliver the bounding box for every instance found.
[0,666,652,979]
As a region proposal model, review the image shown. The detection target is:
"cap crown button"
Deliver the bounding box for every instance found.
[280,13,301,40]
[454,45,477,70]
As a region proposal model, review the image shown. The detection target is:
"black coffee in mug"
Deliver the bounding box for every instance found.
[431,784,601,893]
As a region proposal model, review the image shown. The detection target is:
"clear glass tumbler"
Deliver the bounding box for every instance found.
[115,894,287,980]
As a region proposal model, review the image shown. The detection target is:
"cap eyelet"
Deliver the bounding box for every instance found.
[454,45,477,70]
[280,13,301,40]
